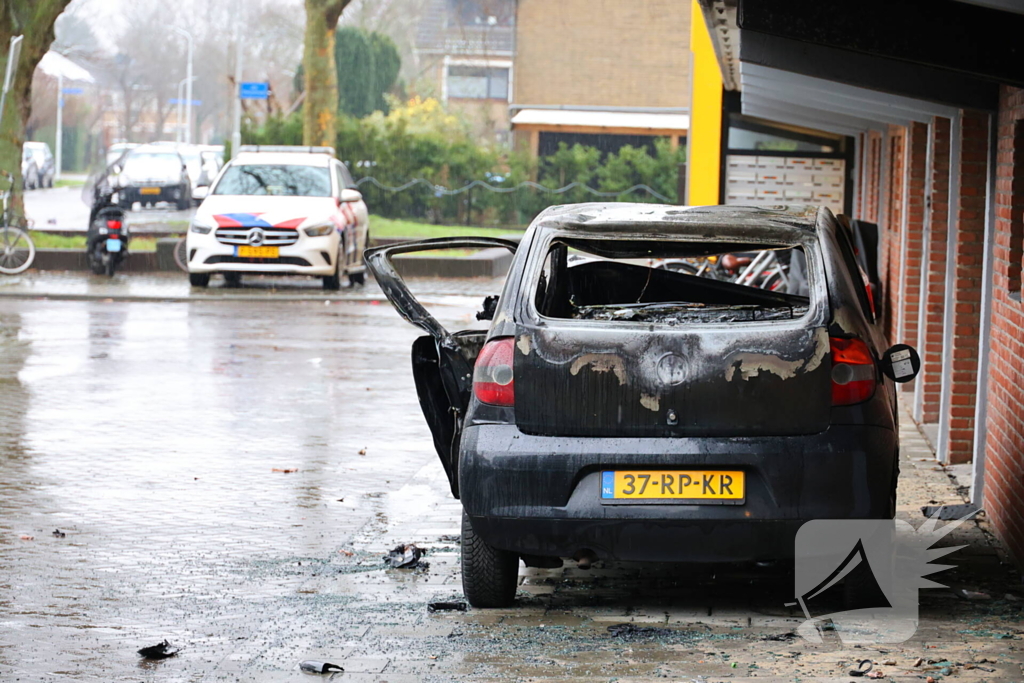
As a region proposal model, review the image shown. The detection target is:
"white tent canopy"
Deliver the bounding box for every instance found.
[36,51,95,83]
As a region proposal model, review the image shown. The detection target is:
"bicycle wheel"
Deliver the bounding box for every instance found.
[0,226,35,275]
[172,237,189,272]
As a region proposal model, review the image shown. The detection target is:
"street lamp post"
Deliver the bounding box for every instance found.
[175,76,195,143]
[171,27,194,144]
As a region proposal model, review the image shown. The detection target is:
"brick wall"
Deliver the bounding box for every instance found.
[514,0,691,108]
[984,85,1024,565]
[918,118,951,423]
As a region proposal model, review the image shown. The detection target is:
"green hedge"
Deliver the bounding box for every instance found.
[242,101,686,226]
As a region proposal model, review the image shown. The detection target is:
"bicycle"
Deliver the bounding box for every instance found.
[0,170,35,275]
[173,235,188,272]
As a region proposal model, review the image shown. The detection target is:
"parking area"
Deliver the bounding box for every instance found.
[0,282,1021,681]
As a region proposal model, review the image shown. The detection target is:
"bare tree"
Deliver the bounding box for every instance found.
[0,0,74,212]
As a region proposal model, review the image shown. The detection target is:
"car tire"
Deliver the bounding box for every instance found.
[223,272,242,287]
[323,247,342,290]
[189,272,210,288]
[461,510,519,608]
[349,270,365,286]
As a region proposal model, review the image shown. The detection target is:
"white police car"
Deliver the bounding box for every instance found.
[186,146,369,289]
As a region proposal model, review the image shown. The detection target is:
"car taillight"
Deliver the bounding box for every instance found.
[106,219,122,232]
[473,337,515,406]
[830,337,876,406]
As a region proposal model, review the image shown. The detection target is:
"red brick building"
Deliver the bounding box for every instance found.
[695,0,1024,565]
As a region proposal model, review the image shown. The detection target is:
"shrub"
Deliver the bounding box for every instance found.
[242,101,686,226]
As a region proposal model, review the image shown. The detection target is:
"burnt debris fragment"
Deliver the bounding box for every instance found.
[384,543,428,569]
[428,601,468,612]
[299,660,344,674]
[137,640,180,659]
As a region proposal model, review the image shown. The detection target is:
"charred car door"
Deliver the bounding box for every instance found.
[363,237,519,497]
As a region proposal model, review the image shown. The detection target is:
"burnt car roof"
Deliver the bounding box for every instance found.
[533,203,822,237]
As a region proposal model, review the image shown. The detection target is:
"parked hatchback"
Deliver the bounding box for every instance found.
[365,204,921,607]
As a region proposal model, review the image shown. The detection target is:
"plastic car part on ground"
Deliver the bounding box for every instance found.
[299,660,344,674]
[137,640,180,659]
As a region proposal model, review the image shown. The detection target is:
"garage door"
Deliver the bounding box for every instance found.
[725,155,845,216]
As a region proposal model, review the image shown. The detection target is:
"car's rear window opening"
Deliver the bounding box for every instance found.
[534,237,812,324]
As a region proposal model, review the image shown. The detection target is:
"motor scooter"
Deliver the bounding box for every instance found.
[86,184,128,277]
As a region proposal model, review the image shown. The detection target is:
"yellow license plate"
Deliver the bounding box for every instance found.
[237,246,279,258]
[140,187,161,195]
[601,470,744,502]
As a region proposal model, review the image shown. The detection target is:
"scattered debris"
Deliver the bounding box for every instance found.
[19,534,34,541]
[955,588,992,600]
[428,601,467,613]
[1006,593,1020,601]
[881,660,896,666]
[384,543,427,569]
[849,659,873,676]
[338,547,355,557]
[358,448,367,455]
[137,640,180,659]
[299,660,344,674]
[926,677,936,683]
[914,658,925,667]
[52,529,65,538]
[606,624,673,639]
[761,632,796,642]
[271,468,298,473]
[868,670,885,679]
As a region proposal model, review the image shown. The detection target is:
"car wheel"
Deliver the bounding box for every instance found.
[323,246,342,290]
[189,272,210,288]
[460,510,519,608]
[349,270,365,286]
[223,272,242,287]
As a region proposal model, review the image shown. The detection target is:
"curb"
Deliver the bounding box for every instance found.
[0,291,390,304]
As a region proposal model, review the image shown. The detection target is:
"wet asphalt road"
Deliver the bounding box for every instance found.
[1,279,1022,682]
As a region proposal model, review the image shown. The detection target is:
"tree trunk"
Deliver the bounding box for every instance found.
[302,0,350,147]
[0,0,73,216]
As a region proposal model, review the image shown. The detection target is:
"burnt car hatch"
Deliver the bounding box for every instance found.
[363,237,518,496]
[512,228,833,438]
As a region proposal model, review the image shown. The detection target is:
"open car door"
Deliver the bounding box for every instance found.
[364,237,518,497]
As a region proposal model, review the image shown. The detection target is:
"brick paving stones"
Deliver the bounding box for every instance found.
[0,287,1021,682]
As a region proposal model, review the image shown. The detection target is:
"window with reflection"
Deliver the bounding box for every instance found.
[212,165,333,197]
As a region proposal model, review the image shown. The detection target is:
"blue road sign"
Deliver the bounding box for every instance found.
[240,82,269,100]
[61,87,84,95]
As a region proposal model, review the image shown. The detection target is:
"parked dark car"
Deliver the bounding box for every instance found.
[113,145,191,210]
[365,204,921,608]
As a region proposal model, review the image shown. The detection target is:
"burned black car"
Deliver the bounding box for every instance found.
[364,204,920,608]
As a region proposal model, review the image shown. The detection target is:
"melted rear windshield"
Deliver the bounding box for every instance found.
[534,238,811,325]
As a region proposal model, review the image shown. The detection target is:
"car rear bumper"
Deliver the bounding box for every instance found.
[459,423,897,562]
[121,184,186,205]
